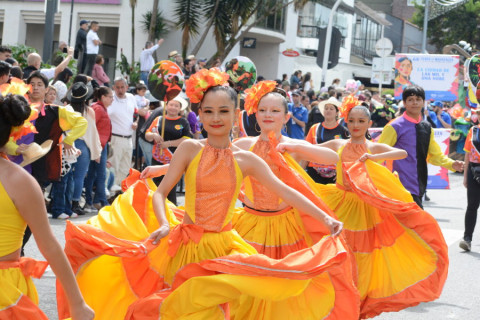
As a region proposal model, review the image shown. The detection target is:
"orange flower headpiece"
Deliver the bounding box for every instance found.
[0,78,32,98]
[339,94,360,120]
[0,78,39,142]
[244,80,278,115]
[185,68,230,103]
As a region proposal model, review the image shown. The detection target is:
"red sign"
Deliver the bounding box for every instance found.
[282,49,300,57]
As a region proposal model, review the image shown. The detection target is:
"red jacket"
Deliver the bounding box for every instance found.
[91,102,112,148]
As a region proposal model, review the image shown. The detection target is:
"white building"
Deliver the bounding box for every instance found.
[0,0,389,89]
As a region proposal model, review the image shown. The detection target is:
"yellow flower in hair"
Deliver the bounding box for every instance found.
[0,78,32,97]
[185,68,230,103]
[339,94,360,120]
[244,80,277,115]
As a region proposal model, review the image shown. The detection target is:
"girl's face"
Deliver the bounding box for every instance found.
[347,109,371,139]
[399,59,412,77]
[45,88,57,104]
[323,104,338,121]
[256,94,289,133]
[199,90,236,136]
[166,100,181,117]
[100,90,114,107]
[137,88,146,97]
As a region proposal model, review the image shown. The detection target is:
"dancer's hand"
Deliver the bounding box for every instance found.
[276,142,295,153]
[140,165,168,179]
[324,216,343,237]
[70,302,94,320]
[359,153,376,162]
[149,224,170,245]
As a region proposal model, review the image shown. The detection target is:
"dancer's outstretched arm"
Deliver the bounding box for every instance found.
[140,164,170,179]
[277,141,339,165]
[360,142,407,162]
[149,140,199,244]
[236,150,343,236]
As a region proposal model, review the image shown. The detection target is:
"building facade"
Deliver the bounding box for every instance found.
[0,0,405,89]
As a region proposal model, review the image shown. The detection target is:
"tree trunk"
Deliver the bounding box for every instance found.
[149,0,159,42]
[191,0,221,56]
[131,4,135,64]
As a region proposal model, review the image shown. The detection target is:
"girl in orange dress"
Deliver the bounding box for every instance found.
[0,94,93,320]
[231,81,359,319]
[281,103,449,318]
[58,69,354,320]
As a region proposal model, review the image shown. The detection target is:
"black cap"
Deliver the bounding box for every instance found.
[80,19,89,26]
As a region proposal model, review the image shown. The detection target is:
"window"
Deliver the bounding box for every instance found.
[255,0,287,33]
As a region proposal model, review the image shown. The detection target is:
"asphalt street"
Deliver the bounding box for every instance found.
[26,172,479,319]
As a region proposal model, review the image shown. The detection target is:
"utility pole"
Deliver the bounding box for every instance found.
[421,0,430,53]
[43,0,58,63]
[68,0,75,46]
[321,0,342,88]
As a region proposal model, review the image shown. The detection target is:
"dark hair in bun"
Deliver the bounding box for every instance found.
[0,94,31,147]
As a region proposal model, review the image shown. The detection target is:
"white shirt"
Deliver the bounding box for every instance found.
[40,67,56,80]
[108,93,136,136]
[135,94,148,109]
[86,30,100,54]
[140,44,159,72]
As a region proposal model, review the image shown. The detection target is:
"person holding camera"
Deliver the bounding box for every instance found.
[460,107,480,252]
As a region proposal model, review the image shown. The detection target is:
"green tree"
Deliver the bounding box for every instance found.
[411,0,480,51]
[174,0,309,63]
[148,0,160,42]
[141,10,169,40]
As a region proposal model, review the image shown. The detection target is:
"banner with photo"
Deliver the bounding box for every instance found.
[368,128,451,189]
[394,54,459,101]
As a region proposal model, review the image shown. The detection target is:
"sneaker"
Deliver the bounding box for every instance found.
[70,213,79,219]
[83,204,98,213]
[105,188,111,198]
[110,184,122,192]
[72,201,85,216]
[459,240,471,252]
[56,213,70,220]
[93,203,104,211]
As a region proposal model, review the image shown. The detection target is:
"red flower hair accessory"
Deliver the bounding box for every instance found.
[185,68,230,103]
[244,80,278,115]
[339,94,360,120]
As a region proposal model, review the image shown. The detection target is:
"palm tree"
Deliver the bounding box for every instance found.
[174,0,203,58]
[148,0,159,42]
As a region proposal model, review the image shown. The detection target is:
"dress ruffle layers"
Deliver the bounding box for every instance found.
[0,258,49,320]
[232,139,359,319]
[58,143,354,320]
[316,142,449,319]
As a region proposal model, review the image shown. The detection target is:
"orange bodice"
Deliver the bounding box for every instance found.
[337,141,369,191]
[244,140,283,211]
[184,142,243,232]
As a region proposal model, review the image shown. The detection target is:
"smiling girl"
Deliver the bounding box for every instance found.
[312,100,449,318]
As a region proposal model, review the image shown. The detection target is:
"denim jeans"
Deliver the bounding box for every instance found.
[72,139,91,201]
[140,71,149,85]
[84,146,108,206]
[138,137,153,167]
[50,169,74,217]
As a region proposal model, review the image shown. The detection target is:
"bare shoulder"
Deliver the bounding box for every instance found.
[233,137,256,151]
[0,160,40,203]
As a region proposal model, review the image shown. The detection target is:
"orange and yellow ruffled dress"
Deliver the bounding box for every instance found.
[59,142,351,320]
[316,141,449,319]
[0,180,49,320]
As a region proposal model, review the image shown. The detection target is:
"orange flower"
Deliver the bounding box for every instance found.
[244,80,277,115]
[339,94,360,120]
[185,68,230,103]
[0,78,32,97]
